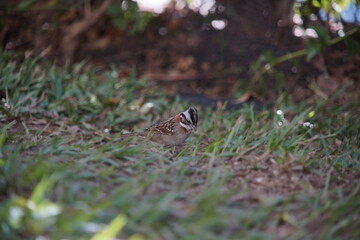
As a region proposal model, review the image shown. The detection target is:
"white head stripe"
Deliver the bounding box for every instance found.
[180,122,192,132]
[182,110,191,122]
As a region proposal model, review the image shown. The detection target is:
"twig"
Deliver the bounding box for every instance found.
[62,0,114,60]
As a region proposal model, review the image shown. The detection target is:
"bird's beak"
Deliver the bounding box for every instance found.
[192,125,197,131]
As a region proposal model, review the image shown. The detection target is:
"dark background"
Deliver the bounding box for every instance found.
[1,0,360,103]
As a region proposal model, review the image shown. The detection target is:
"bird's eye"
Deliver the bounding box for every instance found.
[182,119,190,124]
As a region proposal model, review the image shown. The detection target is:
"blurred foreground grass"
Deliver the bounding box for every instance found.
[0,52,360,239]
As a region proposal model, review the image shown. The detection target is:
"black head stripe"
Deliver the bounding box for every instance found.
[188,107,198,126]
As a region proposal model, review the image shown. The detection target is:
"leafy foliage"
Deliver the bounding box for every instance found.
[106,1,154,34]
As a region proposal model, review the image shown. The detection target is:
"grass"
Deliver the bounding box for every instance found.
[0,52,360,240]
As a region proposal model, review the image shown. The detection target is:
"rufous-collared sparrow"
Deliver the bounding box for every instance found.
[121,107,198,146]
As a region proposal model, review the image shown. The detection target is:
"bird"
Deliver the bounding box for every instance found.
[120,107,198,146]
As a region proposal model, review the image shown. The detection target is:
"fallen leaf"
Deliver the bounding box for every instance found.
[67,125,80,135]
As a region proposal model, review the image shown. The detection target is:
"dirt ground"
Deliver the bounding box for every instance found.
[4,116,352,199]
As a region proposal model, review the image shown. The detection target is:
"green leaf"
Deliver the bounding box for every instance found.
[0,126,7,148]
[15,0,38,11]
[345,36,360,58]
[306,39,322,60]
[91,214,127,240]
[30,176,57,204]
[313,26,330,46]
[312,0,321,8]
[0,120,16,148]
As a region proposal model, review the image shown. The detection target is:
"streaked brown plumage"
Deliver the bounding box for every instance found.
[120,107,198,146]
